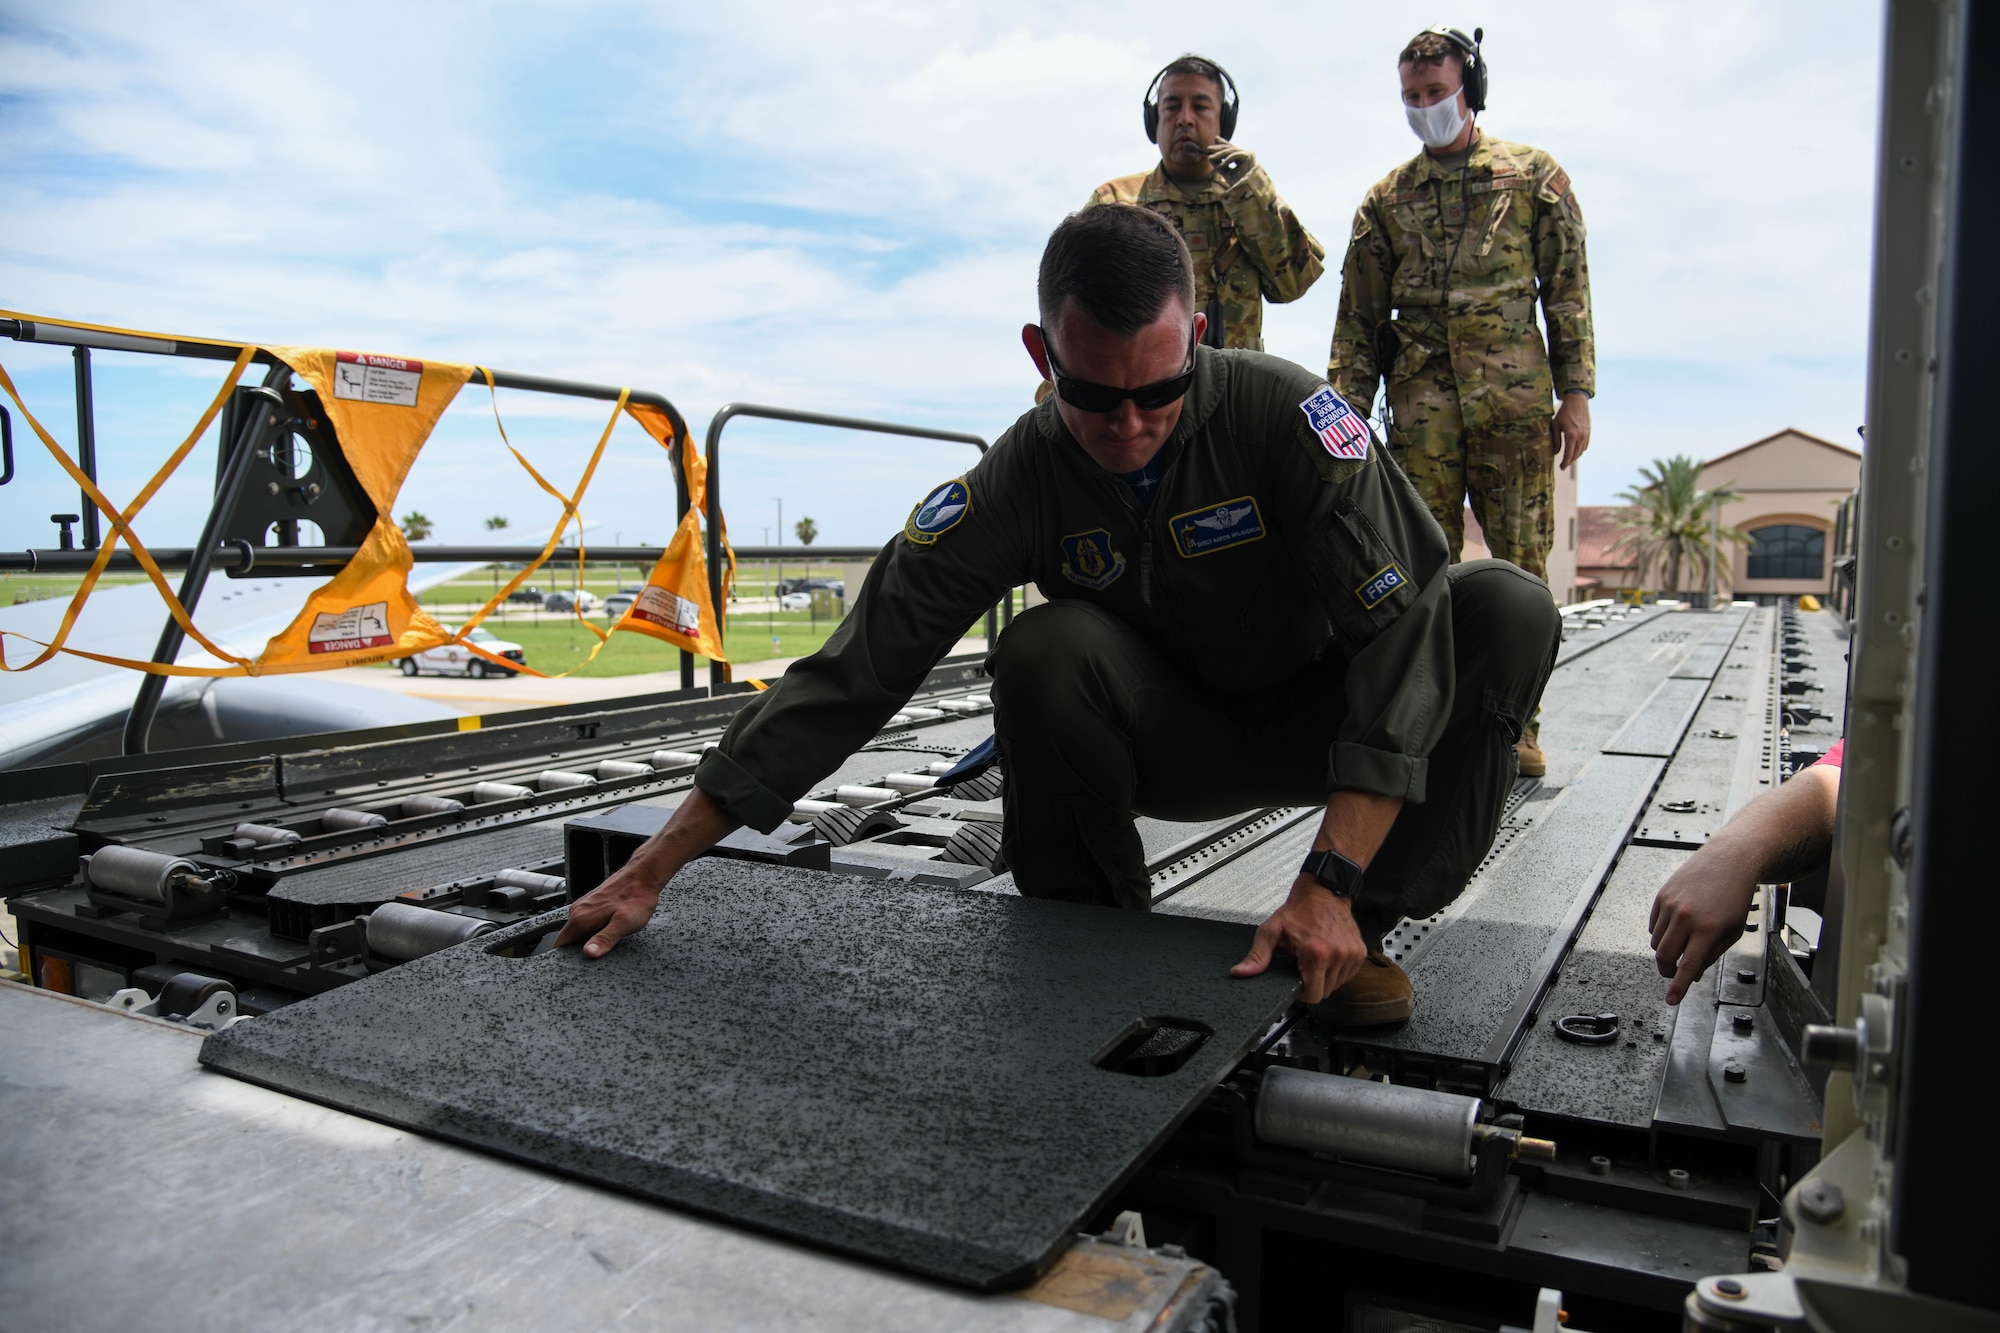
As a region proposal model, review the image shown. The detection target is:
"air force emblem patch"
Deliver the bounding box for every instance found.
[1169,496,1266,558]
[904,480,970,546]
[1059,529,1127,590]
[1356,563,1409,609]
[1300,385,1372,461]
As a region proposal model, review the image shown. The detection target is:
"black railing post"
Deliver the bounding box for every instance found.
[73,346,99,549]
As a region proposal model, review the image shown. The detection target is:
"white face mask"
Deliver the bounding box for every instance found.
[1405,89,1468,149]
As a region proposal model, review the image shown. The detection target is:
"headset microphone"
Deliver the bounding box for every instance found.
[1142,55,1241,143]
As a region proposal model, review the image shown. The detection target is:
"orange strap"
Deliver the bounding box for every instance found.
[0,348,258,674]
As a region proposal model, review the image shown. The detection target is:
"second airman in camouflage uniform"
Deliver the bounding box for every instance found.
[1328,35,1594,583]
[1088,55,1324,350]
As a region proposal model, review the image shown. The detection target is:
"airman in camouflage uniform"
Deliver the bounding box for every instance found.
[1088,56,1324,350]
[1329,133,1593,579]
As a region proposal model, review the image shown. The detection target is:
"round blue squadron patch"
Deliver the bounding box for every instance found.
[905,480,970,546]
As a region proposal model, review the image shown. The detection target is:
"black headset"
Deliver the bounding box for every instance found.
[1142,55,1239,143]
[1423,25,1488,113]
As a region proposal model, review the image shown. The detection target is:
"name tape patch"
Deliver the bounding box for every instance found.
[1059,529,1127,590]
[905,480,970,546]
[1300,385,1371,461]
[1169,496,1266,558]
[1355,564,1409,610]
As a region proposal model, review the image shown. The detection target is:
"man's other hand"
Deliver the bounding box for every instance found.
[1231,877,1369,1003]
[1206,140,1257,189]
[553,862,667,960]
[1553,392,1592,469]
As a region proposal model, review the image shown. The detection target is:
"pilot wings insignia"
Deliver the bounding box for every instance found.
[1169,495,1266,558]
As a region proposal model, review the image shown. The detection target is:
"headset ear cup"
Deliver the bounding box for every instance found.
[1144,99,1159,143]
[1220,101,1237,140]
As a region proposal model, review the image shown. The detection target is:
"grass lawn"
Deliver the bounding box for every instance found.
[463,611,850,678]
[3,573,152,605]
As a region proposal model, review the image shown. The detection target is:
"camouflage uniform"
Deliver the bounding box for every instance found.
[1089,164,1325,350]
[1327,134,1593,579]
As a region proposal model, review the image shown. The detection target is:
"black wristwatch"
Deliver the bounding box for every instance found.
[1299,849,1364,900]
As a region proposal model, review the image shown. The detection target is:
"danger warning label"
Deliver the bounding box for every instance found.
[308,601,393,654]
[632,587,701,635]
[333,351,423,408]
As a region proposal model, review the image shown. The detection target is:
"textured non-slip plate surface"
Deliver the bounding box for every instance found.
[201,860,1295,1290]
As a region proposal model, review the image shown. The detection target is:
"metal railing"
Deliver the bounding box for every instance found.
[701,403,997,689]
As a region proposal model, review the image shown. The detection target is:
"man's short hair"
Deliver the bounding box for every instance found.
[1038,205,1195,338]
[1158,55,1226,99]
[1399,30,1463,73]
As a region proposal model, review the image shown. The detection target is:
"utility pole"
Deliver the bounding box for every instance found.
[1708,494,1720,609]
[775,498,784,604]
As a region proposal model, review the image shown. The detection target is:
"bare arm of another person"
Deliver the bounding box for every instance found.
[1233,791,1403,1004]
[553,788,739,958]
[1649,763,1840,1003]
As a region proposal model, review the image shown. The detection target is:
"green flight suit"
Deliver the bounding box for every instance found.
[694,349,1559,942]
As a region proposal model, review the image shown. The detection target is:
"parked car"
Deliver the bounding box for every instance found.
[778,591,811,612]
[506,587,545,605]
[398,626,525,678]
[602,586,647,620]
[777,578,845,598]
[543,589,600,614]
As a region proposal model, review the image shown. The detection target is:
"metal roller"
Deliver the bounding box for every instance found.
[535,770,596,791]
[924,761,959,776]
[400,793,466,817]
[362,902,498,962]
[650,750,704,770]
[879,773,937,793]
[594,760,652,780]
[83,846,203,904]
[155,971,234,1018]
[788,798,841,822]
[321,807,388,832]
[232,822,302,847]
[901,707,945,721]
[492,868,566,896]
[471,781,535,803]
[835,785,899,806]
[1255,1066,1480,1180]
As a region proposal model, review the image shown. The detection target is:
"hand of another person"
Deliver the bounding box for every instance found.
[1231,876,1370,1003]
[1648,852,1758,1004]
[1206,140,1257,189]
[1553,392,1592,469]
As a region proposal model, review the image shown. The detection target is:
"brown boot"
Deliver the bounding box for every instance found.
[1315,951,1414,1026]
[1516,733,1547,778]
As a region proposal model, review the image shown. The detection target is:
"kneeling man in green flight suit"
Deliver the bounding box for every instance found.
[559,204,1559,1025]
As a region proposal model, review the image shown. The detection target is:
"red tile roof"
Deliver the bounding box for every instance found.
[1577,505,1639,569]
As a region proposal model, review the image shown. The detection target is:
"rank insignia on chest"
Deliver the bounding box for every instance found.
[1169,495,1266,558]
[905,480,970,546]
[1059,529,1127,590]
[1356,563,1409,609]
[1299,386,1372,461]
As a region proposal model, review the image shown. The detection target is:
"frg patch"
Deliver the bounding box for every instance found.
[1299,385,1371,461]
[1169,496,1265,558]
[905,480,970,546]
[1356,563,1409,609]
[1059,529,1127,590]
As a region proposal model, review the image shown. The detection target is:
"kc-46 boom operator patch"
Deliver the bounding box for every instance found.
[905,480,970,546]
[1300,385,1372,461]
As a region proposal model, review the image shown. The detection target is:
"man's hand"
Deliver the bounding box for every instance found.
[1231,877,1370,1003]
[552,785,739,959]
[1206,140,1257,189]
[1553,392,1591,469]
[1648,852,1758,1005]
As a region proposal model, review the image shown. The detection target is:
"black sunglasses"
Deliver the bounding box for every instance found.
[1041,326,1198,413]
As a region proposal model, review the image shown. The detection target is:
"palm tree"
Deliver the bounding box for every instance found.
[1610,456,1750,596]
[794,517,818,547]
[400,510,435,542]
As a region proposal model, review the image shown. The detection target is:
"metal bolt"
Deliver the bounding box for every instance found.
[1724,1062,1748,1083]
[1668,1168,1691,1190]
[1796,1178,1845,1225]
[1737,969,1758,984]
[1732,1013,1755,1034]
[1588,1155,1611,1176]
[1715,1278,1747,1299]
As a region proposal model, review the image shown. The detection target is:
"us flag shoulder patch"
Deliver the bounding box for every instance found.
[1299,385,1371,461]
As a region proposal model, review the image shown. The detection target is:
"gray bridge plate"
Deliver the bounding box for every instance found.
[200,861,1296,1291]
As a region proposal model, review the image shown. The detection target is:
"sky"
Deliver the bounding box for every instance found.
[1,1,1883,552]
